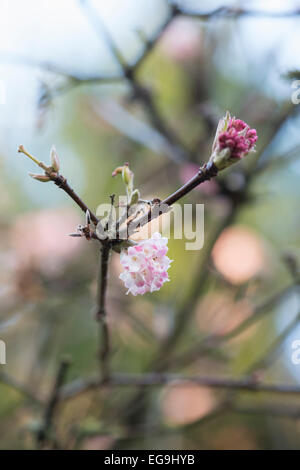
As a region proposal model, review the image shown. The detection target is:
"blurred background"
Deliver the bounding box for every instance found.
[1,0,300,450]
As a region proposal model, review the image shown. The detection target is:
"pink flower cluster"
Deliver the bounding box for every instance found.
[119,233,172,296]
[218,118,257,159]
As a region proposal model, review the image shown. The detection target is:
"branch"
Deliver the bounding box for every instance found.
[163,163,219,206]
[96,244,111,382]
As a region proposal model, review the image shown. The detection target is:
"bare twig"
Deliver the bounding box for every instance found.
[96,244,111,382]
[51,173,99,226]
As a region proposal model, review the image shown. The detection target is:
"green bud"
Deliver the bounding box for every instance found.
[50,145,60,172]
[29,173,51,182]
[112,164,133,186]
[122,164,132,186]
[129,189,140,206]
[210,148,232,171]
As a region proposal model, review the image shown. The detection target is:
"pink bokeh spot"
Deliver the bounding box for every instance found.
[12,209,82,275]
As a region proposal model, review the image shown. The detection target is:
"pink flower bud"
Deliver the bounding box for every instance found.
[210,112,257,170]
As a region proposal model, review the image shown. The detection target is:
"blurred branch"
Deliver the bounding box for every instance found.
[256,144,300,175]
[1,54,123,84]
[132,4,178,70]
[60,372,300,398]
[184,400,300,434]
[36,358,71,447]
[249,103,298,173]
[78,0,127,72]
[176,4,300,19]
[91,99,184,163]
[233,404,300,420]
[248,310,300,374]
[128,82,192,161]
[170,282,296,369]
[246,256,300,373]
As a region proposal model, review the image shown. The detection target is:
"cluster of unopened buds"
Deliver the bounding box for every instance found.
[18,111,257,296]
[210,112,258,170]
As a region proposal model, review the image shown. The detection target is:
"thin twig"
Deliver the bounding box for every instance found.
[51,173,99,225]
